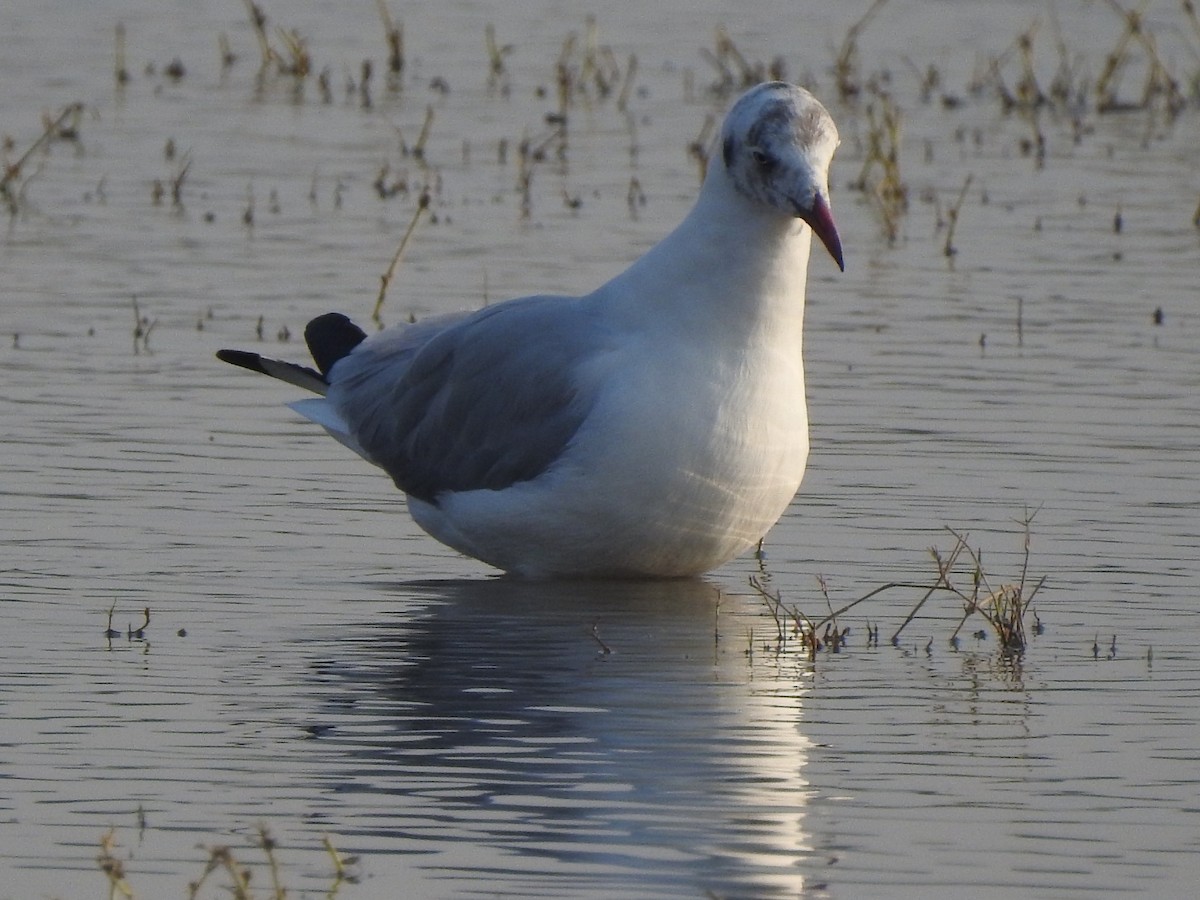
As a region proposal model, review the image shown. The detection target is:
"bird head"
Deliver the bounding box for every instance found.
[719,82,844,271]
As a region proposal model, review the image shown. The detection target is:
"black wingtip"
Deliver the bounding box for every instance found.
[216,348,268,374]
[305,312,367,377]
[217,348,329,393]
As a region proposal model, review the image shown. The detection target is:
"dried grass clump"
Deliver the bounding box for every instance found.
[752,512,1046,659]
[850,87,908,244]
[96,825,358,900]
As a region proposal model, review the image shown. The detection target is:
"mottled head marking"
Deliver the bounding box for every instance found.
[715,81,844,267]
[717,82,839,214]
[744,98,797,149]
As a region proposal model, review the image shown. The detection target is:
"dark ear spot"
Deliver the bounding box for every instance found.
[722,134,735,169]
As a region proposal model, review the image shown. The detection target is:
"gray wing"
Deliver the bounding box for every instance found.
[327,295,604,503]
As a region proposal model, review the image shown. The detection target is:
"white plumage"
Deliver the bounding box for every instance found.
[219,81,843,578]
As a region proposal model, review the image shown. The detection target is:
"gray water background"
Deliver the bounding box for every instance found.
[3,1,1199,897]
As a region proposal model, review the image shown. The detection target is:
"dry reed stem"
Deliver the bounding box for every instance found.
[854,89,907,242]
[372,190,431,329]
[1096,0,1185,116]
[834,0,890,101]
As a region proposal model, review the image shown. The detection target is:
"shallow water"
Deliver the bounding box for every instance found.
[3,0,1200,897]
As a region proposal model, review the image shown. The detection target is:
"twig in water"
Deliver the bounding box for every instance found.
[104,602,120,639]
[890,538,968,644]
[590,623,612,655]
[128,607,150,640]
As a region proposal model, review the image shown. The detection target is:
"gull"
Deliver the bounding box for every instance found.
[218,81,843,578]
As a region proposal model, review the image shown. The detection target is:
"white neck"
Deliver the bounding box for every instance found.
[597,165,814,347]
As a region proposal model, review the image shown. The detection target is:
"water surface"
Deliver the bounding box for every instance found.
[3,1,1199,897]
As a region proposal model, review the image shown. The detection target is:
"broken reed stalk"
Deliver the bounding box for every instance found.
[1095,0,1185,115]
[131,295,156,354]
[376,0,404,75]
[276,27,310,78]
[700,28,784,94]
[219,31,237,72]
[581,15,600,91]
[114,23,130,85]
[687,112,716,182]
[945,513,1046,650]
[834,0,890,100]
[322,835,355,880]
[412,104,435,160]
[1046,11,1080,107]
[943,173,973,257]
[749,576,816,650]
[749,576,853,657]
[891,537,969,641]
[1015,21,1046,107]
[713,26,756,87]
[485,22,511,81]
[171,155,191,208]
[257,825,285,900]
[372,190,431,329]
[97,830,134,899]
[616,52,638,112]
[853,89,906,242]
[188,846,254,900]
[242,0,273,69]
[1186,0,1200,44]
[550,17,628,109]
[1,103,84,215]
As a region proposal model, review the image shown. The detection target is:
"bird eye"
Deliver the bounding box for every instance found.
[751,148,775,169]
